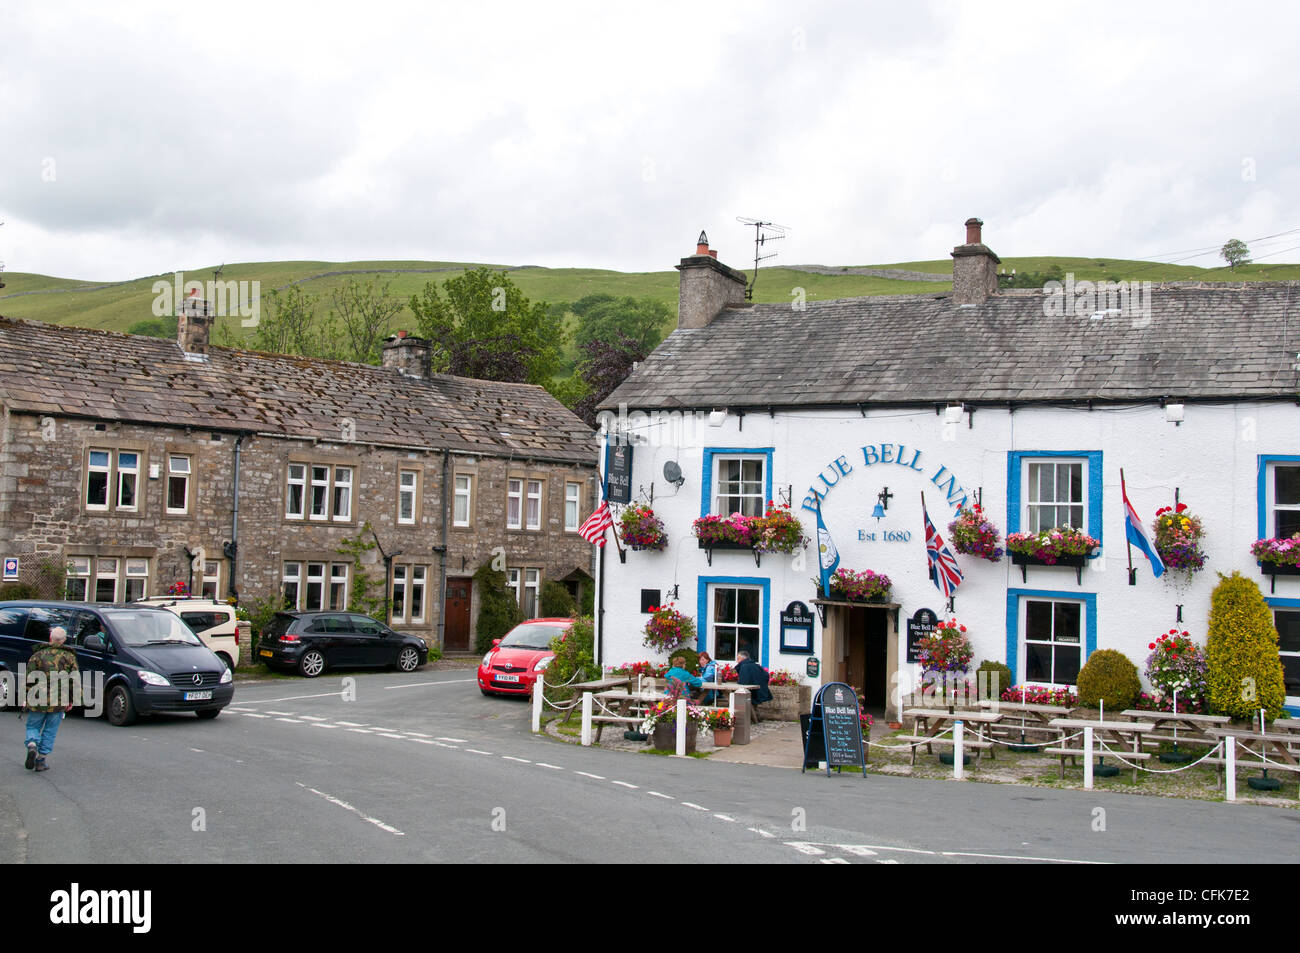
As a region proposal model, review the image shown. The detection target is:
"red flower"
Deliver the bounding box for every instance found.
[1149,643,1156,649]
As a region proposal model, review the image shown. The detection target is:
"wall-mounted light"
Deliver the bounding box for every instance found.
[707,409,727,428]
[1165,403,1184,426]
[944,404,965,425]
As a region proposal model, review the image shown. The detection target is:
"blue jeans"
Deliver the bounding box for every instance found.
[24,711,63,756]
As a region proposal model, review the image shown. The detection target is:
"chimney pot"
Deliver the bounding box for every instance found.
[708,249,718,259]
[965,217,984,245]
[676,231,748,329]
[696,229,710,256]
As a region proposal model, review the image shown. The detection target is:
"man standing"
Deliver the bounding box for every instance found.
[24,626,78,772]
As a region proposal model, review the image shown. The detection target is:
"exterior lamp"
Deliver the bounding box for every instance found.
[944,404,965,425]
[1165,403,1185,425]
[707,409,727,428]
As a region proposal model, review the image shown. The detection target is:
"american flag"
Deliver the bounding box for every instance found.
[923,503,964,599]
[578,501,613,546]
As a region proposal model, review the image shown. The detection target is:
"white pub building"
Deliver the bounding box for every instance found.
[594,221,1300,719]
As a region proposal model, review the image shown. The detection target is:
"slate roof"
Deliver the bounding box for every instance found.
[0,317,594,464]
[601,283,1300,410]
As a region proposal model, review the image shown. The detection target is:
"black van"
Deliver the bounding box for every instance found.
[0,601,234,725]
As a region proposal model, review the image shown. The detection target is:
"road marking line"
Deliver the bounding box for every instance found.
[264,710,296,716]
[347,728,374,734]
[647,791,674,800]
[335,721,367,727]
[189,748,204,753]
[748,828,774,838]
[877,859,900,864]
[432,742,458,749]
[296,782,404,836]
[310,723,337,729]
[536,762,564,770]
[238,691,348,704]
[299,715,327,722]
[820,858,850,865]
[938,850,1103,865]
[681,802,708,811]
[370,727,399,732]
[575,771,604,779]
[226,707,254,712]
[502,756,531,763]
[385,679,474,689]
[406,731,430,737]
[377,732,405,739]
[611,781,638,789]
[713,814,737,822]
[436,736,468,743]
[467,749,493,756]
[276,717,304,723]
[242,713,269,719]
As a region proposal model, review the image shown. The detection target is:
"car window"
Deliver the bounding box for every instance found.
[180,611,228,633]
[500,623,568,649]
[102,609,202,647]
[24,606,91,644]
[0,607,29,636]
[307,615,352,634]
[349,616,385,636]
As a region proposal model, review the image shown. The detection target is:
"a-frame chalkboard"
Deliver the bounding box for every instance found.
[803,682,866,777]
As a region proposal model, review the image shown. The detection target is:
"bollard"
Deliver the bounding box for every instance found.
[531,675,544,734]
[1083,727,1094,789]
[675,697,687,757]
[580,691,593,746]
[1225,736,1235,802]
[733,688,751,745]
[954,720,964,780]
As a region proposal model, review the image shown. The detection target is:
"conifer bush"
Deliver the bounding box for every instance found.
[1205,572,1287,720]
[473,563,524,654]
[1076,649,1141,710]
[975,660,1013,700]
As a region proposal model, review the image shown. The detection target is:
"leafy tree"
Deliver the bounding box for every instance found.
[1205,571,1286,719]
[1221,239,1251,272]
[126,316,178,338]
[250,285,330,358]
[570,332,651,427]
[1001,264,1065,288]
[540,580,576,618]
[571,294,669,353]
[409,268,564,384]
[330,277,406,364]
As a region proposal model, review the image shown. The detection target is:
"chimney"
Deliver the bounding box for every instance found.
[676,229,748,329]
[950,216,1001,306]
[177,290,212,355]
[382,330,431,378]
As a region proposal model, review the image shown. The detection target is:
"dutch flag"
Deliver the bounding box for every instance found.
[1122,475,1165,578]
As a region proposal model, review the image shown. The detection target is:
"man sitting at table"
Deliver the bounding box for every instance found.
[664,655,703,696]
[736,650,772,723]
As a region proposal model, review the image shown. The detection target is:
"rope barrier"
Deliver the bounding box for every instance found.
[866,726,955,751]
[988,730,1086,749]
[1092,738,1225,774]
[1235,738,1300,770]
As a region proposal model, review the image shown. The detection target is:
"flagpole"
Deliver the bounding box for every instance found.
[1121,468,1136,586]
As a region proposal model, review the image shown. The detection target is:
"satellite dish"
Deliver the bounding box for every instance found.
[663,461,685,488]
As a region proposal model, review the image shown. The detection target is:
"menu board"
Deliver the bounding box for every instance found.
[804,682,866,776]
[604,442,633,504]
[906,608,940,663]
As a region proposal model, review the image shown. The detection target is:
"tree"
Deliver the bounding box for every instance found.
[571,294,669,353]
[570,332,651,427]
[249,285,330,358]
[409,269,564,384]
[1205,571,1286,720]
[126,316,178,339]
[330,277,406,365]
[473,562,524,653]
[1221,239,1251,272]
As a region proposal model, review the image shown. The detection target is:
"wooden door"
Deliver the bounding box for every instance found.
[444,577,472,652]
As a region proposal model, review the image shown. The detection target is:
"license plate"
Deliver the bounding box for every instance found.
[495,674,521,683]
[259,649,273,658]
[185,690,213,701]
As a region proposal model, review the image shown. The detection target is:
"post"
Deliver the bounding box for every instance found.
[675,697,687,757]
[1225,736,1236,802]
[953,720,964,780]
[733,687,751,745]
[580,691,593,747]
[531,675,544,733]
[1083,727,1094,789]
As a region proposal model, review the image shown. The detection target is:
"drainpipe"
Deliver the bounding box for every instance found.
[224,433,247,600]
[437,448,450,651]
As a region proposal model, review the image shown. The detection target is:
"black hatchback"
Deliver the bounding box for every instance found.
[0,601,234,726]
[257,612,428,677]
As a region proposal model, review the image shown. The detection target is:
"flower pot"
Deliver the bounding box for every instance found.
[712,727,733,747]
[652,722,697,753]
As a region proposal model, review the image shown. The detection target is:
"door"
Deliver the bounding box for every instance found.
[444,577,471,652]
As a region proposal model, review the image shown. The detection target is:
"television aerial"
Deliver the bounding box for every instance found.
[736,217,789,300]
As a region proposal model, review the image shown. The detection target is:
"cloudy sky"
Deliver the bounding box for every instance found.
[4,0,1299,281]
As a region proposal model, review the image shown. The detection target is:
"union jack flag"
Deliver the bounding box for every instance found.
[924,502,964,599]
[578,501,614,546]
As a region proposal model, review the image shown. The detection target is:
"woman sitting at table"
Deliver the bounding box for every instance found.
[664,655,703,696]
[693,652,718,705]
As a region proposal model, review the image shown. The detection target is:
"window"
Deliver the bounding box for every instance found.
[1275,607,1300,702]
[714,457,765,517]
[398,470,418,525]
[287,463,356,523]
[166,455,191,514]
[1268,463,1300,538]
[330,564,349,611]
[1026,461,1083,532]
[523,568,540,618]
[392,564,428,624]
[506,568,520,605]
[94,558,118,603]
[282,560,348,611]
[410,566,426,623]
[454,474,473,527]
[392,565,407,620]
[1023,598,1083,687]
[507,479,523,529]
[565,482,581,532]
[66,557,91,600]
[282,563,301,609]
[526,480,543,530]
[124,559,149,602]
[711,585,762,662]
[85,449,144,513]
[304,562,325,610]
[201,560,220,600]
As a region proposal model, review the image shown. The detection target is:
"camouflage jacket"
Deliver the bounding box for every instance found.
[25,644,80,713]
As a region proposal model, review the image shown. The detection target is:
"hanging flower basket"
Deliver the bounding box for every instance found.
[1153,504,1206,574]
[618,504,668,551]
[820,568,892,603]
[1143,628,1208,711]
[642,603,697,654]
[948,504,1004,562]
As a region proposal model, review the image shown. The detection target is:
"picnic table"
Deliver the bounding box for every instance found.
[561,677,631,722]
[1119,709,1229,750]
[897,708,1003,766]
[1204,727,1300,796]
[1046,718,1154,782]
[979,700,1079,744]
[588,689,663,742]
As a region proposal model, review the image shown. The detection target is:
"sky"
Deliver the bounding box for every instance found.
[4,0,1300,281]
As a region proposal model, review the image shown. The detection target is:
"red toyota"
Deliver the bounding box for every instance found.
[477,618,572,697]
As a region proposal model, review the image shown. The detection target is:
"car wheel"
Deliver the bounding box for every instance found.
[396,646,421,673]
[216,653,234,671]
[195,709,220,720]
[299,649,326,678]
[106,684,137,727]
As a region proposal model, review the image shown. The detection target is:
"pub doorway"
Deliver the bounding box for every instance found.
[844,606,889,712]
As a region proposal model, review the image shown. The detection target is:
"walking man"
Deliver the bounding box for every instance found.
[24,626,79,772]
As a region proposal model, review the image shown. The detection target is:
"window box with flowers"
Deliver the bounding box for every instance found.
[1252,533,1300,591]
[752,502,808,555]
[1006,526,1100,585]
[642,603,697,655]
[618,504,667,552]
[693,513,761,566]
[816,568,893,604]
[1153,503,1206,578]
[948,504,1004,562]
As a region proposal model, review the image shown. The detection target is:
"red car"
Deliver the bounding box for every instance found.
[477,618,573,697]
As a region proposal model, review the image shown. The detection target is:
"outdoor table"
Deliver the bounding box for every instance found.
[561,677,631,722]
[1119,709,1229,752]
[898,708,1003,766]
[1204,727,1300,795]
[1047,718,1154,782]
[979,700,1079,744]
[588,689,663,742]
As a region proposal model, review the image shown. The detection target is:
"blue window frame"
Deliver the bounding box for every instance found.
[697,575,770,667]
[1265,596,1300,716]
[1005,588,1097,687]
[700,447,774,518]
[1007,450,1103,547]
[1257,455,1300,540]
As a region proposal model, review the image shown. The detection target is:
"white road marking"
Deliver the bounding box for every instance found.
[681,802,708,811]
[335,721,367,727]
[264,710,296,716]
[536,762,564,770]
[377,733,405,739]
[436,736,468,743]
[385,679,474,689]
[820,858,850,864]
[749,828,775,839]
[406,731,430,737]
[226,707,254,712]
[647,791,674,800]
[347,728,374,734]
[242,713,269,719]
[297,782,404,836]
[411,738,436,745]
[299,715,327,722]
[877,859,900,864]
[189,748,204,753]
[276,717,304,724]
[502,756,531,763]
[432,742,458,749]
[939,850,1103,865]
[611,781,637,789]
[237,692,348,704]
[467,749,493,756]
[370,727,399,732]
[575,771,604,779]
[713,814,737,822]
[310,723,337,729]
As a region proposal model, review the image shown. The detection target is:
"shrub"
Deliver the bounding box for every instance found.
[975,660,1013,699]
[1076,649,1141,711]
[544,616,597,690]
[540,581,576,619]
[1205,572,1287,720]
[473,563,523,654]
[0,582,39,600]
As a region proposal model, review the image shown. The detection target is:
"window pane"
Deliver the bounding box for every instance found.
[87,471,108,507]
[737,588,760,625]
[1053,602,1081,642]
[738,628,759,661]
[1277,467,1300,505]
[1026,643,1053,682]
[715,626,737,660]
[714,588,736,623]
[1025,601,1053,642]
[168,475,188,510]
